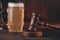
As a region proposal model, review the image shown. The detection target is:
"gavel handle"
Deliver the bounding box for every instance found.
[38,22,60,29]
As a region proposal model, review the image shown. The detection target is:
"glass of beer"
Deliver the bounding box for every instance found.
[7,2,24,32]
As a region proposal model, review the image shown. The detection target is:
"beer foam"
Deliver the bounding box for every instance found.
[8,2,24,7]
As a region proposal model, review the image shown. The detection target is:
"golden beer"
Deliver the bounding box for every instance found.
[7,2,24,32]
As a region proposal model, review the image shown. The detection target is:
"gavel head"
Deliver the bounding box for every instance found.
[32,13,35,16]
[35,13,40,17]
[32,13,36,18]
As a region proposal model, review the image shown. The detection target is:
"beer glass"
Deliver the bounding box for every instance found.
[7,2,24,32]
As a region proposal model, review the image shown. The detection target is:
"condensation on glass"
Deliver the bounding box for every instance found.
[7,2,24,32]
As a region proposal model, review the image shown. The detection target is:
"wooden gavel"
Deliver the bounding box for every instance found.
[28,13,60,31]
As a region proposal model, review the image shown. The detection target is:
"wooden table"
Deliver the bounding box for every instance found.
[0,32,53,40]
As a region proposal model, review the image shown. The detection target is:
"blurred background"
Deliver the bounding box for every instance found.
[0,0,60,28]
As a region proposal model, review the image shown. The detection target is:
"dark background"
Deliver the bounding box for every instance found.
[1,0,60,22]
[0,0,60,29]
